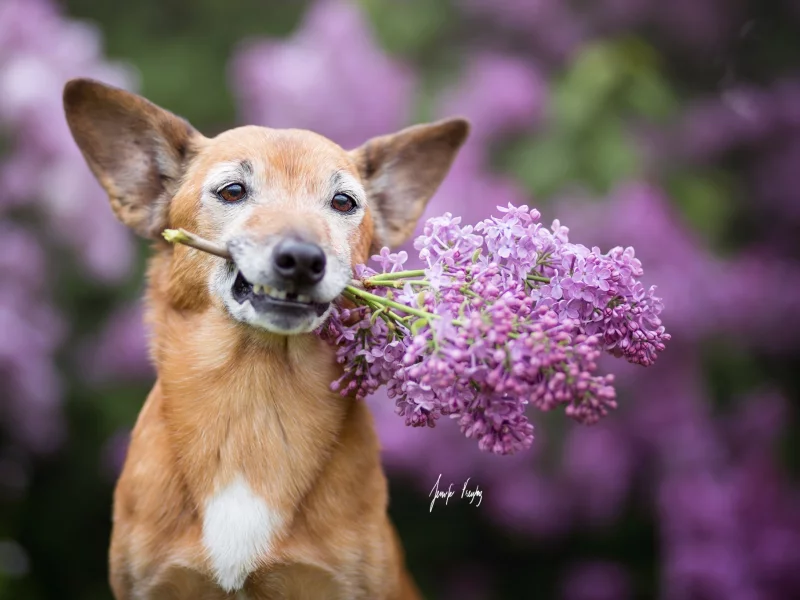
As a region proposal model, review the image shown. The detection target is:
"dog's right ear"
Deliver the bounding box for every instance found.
[64,78,201,239]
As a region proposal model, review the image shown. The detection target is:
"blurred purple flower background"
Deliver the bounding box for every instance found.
[2,0,799,598]
[231,0,415,149]
[0,0,137,462]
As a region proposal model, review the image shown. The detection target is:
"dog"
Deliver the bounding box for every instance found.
[63,78,468,599]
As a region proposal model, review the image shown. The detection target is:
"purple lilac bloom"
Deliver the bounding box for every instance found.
[616,353,800,600]
[319,204,669,454]
[0,0,137,460]
[460,0,741,60]
[0,0,137,281]
[554,182,734,339]
[554,181,800,350]
[668,80,800,165]
[229,0,415,149]
[0,225,65,454]
[435,52,548,144]
[418,51,549,239]
[459,0,587,62]
[477,203,670,366]
[561,423,633,525]
[80,302,153,384]
[675,89,778,162]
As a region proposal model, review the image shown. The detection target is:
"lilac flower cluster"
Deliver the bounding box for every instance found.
[319,204,669,454]
[481,204,669,366]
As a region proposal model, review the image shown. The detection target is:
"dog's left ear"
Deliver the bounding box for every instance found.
[351,118,469,248]
[63,78,201,239]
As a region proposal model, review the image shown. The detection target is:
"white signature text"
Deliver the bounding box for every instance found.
[429,474,483,512]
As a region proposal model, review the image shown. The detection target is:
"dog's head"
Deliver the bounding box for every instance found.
[64,79,468,335]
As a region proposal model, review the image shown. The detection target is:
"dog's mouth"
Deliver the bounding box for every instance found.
[231,271,330,317]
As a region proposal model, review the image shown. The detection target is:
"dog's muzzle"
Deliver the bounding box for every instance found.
[226,235,332,322]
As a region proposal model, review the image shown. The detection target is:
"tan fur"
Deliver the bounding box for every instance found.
[64,79,468,599]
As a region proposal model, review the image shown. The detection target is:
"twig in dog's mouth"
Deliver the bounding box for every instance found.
[162,228,366,294]
[163,229,331,314]
[162,228,232,260]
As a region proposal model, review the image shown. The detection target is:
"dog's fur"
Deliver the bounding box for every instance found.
[63,78,468,599]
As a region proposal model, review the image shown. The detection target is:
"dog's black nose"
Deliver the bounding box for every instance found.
[273,238,326,285]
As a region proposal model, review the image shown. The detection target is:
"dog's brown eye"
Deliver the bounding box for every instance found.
[218,183,246,203]
[331,193,356,213]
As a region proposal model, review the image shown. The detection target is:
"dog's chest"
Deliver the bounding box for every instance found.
[201,475,283,592]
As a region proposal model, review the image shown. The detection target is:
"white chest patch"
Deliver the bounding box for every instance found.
[202,475,281,592]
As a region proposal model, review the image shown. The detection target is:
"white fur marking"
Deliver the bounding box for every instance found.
[203,161,248,192]
[202,476,281,592]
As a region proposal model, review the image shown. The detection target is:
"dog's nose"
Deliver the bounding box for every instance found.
[273,238,326,285]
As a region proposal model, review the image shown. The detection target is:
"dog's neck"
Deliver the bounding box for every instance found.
[143,251,354,510]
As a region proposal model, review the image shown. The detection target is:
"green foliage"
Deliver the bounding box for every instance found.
[65,0,309,129]
[357,0,456,57]
[500,38,677,199]
[666,170,737,246]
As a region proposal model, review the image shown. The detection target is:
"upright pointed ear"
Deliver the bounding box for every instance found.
[63,78,201,239]
[351,117,469,248]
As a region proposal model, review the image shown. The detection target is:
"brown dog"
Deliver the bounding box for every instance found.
[63,78,468,599]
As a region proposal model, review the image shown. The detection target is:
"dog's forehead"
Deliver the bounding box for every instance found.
[194,126,361,185]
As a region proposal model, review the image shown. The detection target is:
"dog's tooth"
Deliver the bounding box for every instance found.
[253,284,261,294]
[297,294,311,303]
[263,284,273,295]
[273,289,287,300]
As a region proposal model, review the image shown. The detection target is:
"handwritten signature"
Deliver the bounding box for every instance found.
[428,474,483,512]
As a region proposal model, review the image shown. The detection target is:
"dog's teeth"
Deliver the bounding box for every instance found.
[297,294,311,303]
[263,284,273,295]
[273,289,287,300]
[253,284,263,294]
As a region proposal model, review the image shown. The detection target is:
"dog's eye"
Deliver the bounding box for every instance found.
[331,193,357,213]
[218,183,246,203]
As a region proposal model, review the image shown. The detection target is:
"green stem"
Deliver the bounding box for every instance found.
[162,228,231,260]
[364,280,431,289]
[344,285,439,321]
[367,270,426,282]
[344,289,406,325]
[526,274,551,283]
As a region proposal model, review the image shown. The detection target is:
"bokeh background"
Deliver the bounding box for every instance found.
[2,0,799,598]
